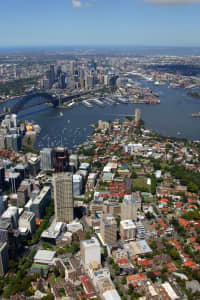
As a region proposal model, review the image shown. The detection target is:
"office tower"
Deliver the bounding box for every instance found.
[15,163,28,180]
[120,220,136,241]
[18,211,36,234]
[9,172,21,193]
[121,193,141,221]
[69,154,79,170]
[0,136,6,150]
[53,147,69,173]
[73,174,83,196]
[17,185,29,207]
[49,64,55,87]
[70,61,75,75]
[12,134,21,152]
[0,242,8,276]
[0,192,5,216]
[11,114,17,127]
[2,207,19,229]
[40,148,53,171]
[0,165,5,191]
[31,186,51,219]
[20,179,33,198]
[0,220,19,260]
[56,65,62,80]
[80,237,101,267]
[53,173,73,223]
[135,108,141,123]
[5,135,13,150]
[60,74,66,89]
[100,215,117,245]
[42,78,50,89]
[109,75,118,88]
[27,156,40,177]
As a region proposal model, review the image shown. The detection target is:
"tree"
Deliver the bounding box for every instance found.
[41,295,54,300]
[121,276,127,285]
[71,243,80,254]
[104,247,108,258]
[85,232,91,240]
[53,266,60,277]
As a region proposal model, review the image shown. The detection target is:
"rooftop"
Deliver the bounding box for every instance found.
[33,186,50,205]
[120,219,136,229]
[34,250,56,263]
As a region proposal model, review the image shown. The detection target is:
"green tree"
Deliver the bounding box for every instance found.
[121,276,127,285]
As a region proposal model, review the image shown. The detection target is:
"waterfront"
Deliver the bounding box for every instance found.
[4,80,200,150]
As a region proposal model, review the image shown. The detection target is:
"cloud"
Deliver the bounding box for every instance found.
[146,0,200,5]
[72,0,82,8]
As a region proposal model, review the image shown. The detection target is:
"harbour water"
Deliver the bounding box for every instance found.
[2,80,200,150]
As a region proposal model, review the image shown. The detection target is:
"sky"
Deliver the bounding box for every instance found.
[0,0,200,47]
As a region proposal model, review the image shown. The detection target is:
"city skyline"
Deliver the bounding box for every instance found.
[1,0,200,47]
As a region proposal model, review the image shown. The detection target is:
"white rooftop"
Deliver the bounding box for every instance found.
[82,237,100,248]
[102,289,121,300]
[120,219,136,229]
[34,250,56,263]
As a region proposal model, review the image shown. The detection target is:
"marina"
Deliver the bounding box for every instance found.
[82,100,93,108]
[91,98,105,107]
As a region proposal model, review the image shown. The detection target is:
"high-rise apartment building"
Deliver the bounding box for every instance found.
[53,173,73,223]
[121,192,141,221]
[120,220,136,241]
[135,108,141,123]
[100,215,117,245]
[40,148,53,171]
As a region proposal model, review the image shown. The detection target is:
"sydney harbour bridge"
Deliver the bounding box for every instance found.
[0,90,83,119]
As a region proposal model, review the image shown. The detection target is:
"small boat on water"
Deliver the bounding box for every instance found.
[59,112,63,117]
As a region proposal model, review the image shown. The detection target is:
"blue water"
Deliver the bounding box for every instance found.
[2,80,200,150]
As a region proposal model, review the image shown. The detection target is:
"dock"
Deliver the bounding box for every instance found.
[82,100,93,108]
[92,98,104,107]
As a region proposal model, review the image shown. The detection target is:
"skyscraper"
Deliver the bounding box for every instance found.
[49,64,55,88]
[0,165,5,191]
[53,173,74,223]
[40,148,53,171]
[135,108,141,123]
[53,147,69,173]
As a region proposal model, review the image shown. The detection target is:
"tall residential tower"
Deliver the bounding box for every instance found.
[53,173,73,223]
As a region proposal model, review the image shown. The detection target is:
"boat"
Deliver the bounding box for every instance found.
[82,100,93,108]
[59,112,63,117]
[191,112,200,118]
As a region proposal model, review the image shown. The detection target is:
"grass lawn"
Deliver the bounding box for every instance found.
[132,177,151,192]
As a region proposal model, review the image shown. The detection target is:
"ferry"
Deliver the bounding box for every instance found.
[191,112,200,118]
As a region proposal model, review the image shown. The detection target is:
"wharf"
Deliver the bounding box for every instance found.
[82,100,93,108]
[92,98,104,107]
